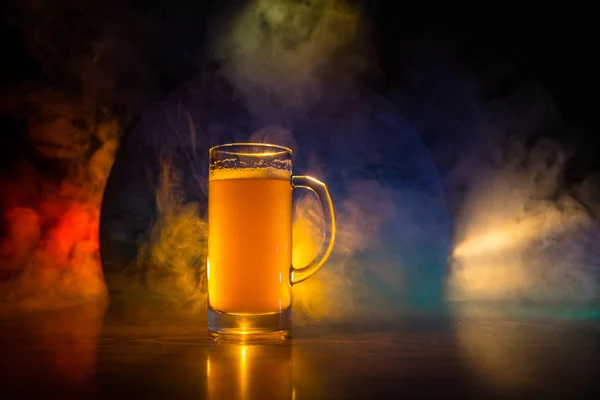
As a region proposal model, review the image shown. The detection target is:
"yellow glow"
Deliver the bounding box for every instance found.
[135,159,208,313]
[217,0,364,114]
[206,344,293,399]
[449,187,591,302]
[291,194,328,316]
[240,346,248,400]
[206,357,211,377]
[453,214,562,258]
[238,320,251,333]
[450,215,541,301]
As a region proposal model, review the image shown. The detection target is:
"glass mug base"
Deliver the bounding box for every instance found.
[208,306,292,342]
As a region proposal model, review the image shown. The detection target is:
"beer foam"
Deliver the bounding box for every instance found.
[209,167,291,181]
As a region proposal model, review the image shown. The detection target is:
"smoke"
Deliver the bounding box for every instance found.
[0,0,210,312]
[0,0,130,312]
[223,115,449,323]
[206,0,449,321]
[441,87,600,307]
[291,178,397,322]
[4,0,599,320]
[213,0,371,123]
[133,157,208,314]
[392,43,600,308]
[104,0,449,321]
[0,94,118,312]
[576,171,600,219]
[449,137,600,305]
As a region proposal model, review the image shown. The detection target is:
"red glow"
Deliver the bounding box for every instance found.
[0,161,107,308]
[44,205,98,266]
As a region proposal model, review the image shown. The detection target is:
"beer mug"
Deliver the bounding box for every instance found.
[207,143,336,340]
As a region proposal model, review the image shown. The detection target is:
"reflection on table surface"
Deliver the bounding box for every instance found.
[206,343,293,400]
[0,302,106,395]
[0,302,599,398]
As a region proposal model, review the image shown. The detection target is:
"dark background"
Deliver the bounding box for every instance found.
[1,2,598,179]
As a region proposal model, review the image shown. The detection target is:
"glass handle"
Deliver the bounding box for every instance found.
[290,175,336,285]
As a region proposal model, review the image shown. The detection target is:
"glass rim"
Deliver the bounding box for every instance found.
[209,142,292,156]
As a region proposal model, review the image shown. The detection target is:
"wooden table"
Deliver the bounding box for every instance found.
[1,303,598,399]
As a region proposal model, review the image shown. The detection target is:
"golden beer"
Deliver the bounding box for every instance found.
[208,168,292,314]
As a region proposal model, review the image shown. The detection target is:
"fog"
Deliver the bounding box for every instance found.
[1,0,598,319]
